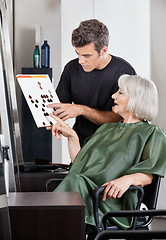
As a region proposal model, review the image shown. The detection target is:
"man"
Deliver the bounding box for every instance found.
[47,19,136,147]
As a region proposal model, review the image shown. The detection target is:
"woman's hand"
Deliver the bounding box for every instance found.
[102,175,133,201]
[49,113,76,140]
[49,113,81,163]
[102,173,153,201]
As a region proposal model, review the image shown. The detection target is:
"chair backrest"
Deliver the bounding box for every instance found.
[133,175,161,229]
[142,175,161,210]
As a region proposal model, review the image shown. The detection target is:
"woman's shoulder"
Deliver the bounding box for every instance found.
[94,121,166,137]
[100,121,166,138]
[143,121,166,138]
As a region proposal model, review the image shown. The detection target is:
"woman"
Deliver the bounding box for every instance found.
[49,75,166,230]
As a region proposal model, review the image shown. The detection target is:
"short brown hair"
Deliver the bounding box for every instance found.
[72,19,109,53]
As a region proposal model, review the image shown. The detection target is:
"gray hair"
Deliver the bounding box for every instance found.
[118,75,158,121]
[71,19,109,53]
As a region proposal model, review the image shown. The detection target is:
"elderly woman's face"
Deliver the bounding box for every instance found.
[112,88,130,117]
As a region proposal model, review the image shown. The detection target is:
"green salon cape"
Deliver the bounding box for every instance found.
[54,121,166,229]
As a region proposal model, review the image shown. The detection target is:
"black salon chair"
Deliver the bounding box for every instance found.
[45,163,72,191]
[45,178,64,191]
[92,175,161,234]
[94,209,166,240]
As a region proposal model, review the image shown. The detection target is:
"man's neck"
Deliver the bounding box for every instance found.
[97,54,112,70]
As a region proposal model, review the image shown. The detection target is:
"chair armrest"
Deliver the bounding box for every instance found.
[45,178,63,192]
[94,228,166,240]
[92,185,144,233]
[92,186,105,232]
[128,185,144,210]
[101,209,166,232]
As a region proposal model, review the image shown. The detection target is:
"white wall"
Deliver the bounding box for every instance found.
[14,0,61,83]
[61,0,95,67]
[151,0,166,131]
[150,0,166,209]
[95,0,150,78]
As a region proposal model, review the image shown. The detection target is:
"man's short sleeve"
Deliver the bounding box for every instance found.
[56,65,72,103]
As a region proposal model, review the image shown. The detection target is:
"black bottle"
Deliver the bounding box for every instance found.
[41,40,50,68]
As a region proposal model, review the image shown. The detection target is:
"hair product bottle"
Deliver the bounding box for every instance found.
[33,45,40,68]
[41,40,50,68]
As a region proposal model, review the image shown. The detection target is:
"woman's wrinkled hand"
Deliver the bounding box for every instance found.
[49,113,76,140]
[102,175,133,201]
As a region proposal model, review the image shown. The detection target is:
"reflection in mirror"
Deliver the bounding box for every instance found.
[0,14,16,192]
[0,1,23,192]
[0,131,12,240]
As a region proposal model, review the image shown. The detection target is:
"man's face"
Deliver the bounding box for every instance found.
[75,43,103,72]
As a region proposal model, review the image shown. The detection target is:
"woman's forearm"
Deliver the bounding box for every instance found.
[49,113,81,162]
[130,173,153,187]
[68,133,81,163]
[102,173,153,200]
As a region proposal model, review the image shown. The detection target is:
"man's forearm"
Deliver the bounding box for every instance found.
[80,105,122,125]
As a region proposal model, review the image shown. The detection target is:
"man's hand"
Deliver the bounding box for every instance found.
[47,103,82,121]
[47,102,122,126]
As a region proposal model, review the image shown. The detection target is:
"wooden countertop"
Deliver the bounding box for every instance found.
[8,192,85,208]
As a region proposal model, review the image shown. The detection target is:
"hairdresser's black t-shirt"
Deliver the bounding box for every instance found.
[56,55,136,147]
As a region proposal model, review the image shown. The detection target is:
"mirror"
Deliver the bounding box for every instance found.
[0,0,23,192]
